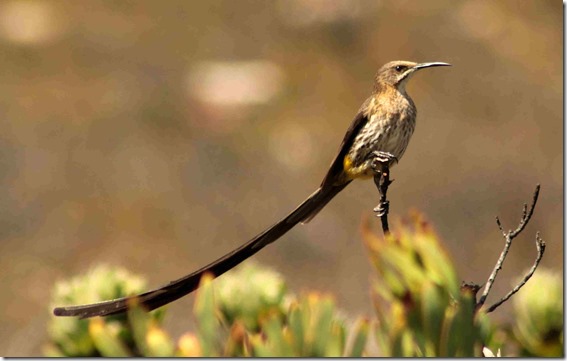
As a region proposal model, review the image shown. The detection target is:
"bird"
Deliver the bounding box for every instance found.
[53,60,450,318]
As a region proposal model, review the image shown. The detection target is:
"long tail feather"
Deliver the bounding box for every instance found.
[53,183,349,318]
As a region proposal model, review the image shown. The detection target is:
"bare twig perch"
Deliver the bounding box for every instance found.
[372,152,395,236]
[477,184,544,312]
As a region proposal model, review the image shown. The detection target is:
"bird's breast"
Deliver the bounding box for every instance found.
[343,94,416,179]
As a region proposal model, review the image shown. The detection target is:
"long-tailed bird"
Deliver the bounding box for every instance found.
[54,60,450,318]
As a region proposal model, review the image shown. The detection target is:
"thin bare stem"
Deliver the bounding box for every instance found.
[510,184,540,238]
[495,216,505,236]
[371,152,396,237]
[487,233,546,313]
[478,232,513,306]
[376,168,391,236]
[477,184,542,308]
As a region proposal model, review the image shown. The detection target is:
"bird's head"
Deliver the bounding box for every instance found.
[375,60,450,93]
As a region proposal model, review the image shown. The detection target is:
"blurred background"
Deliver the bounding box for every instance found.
[0,0,561,355]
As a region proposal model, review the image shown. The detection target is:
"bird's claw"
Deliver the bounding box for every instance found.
[374,200,389,217]
[371,151,397,171]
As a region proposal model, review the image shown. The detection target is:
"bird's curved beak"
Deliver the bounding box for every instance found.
[414,62,451,70]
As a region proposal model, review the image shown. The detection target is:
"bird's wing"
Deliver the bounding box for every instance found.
[320,98,371,188]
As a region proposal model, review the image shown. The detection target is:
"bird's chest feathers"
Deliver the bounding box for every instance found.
[343,91,416,178]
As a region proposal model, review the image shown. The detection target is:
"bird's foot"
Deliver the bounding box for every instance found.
[371,151,397,171]
[374,200,389,217]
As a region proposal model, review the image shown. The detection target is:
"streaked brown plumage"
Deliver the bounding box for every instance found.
[54,60,450,318]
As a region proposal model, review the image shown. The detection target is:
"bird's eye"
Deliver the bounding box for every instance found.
[395,65,406,72]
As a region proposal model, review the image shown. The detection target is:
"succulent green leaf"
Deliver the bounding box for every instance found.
[88,319,131,357]
[347,318,369,357]
[194,274,220,357]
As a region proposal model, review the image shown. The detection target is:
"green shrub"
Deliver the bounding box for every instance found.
[45,213,562,357]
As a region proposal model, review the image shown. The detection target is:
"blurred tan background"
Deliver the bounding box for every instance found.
[0,0,561,355]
